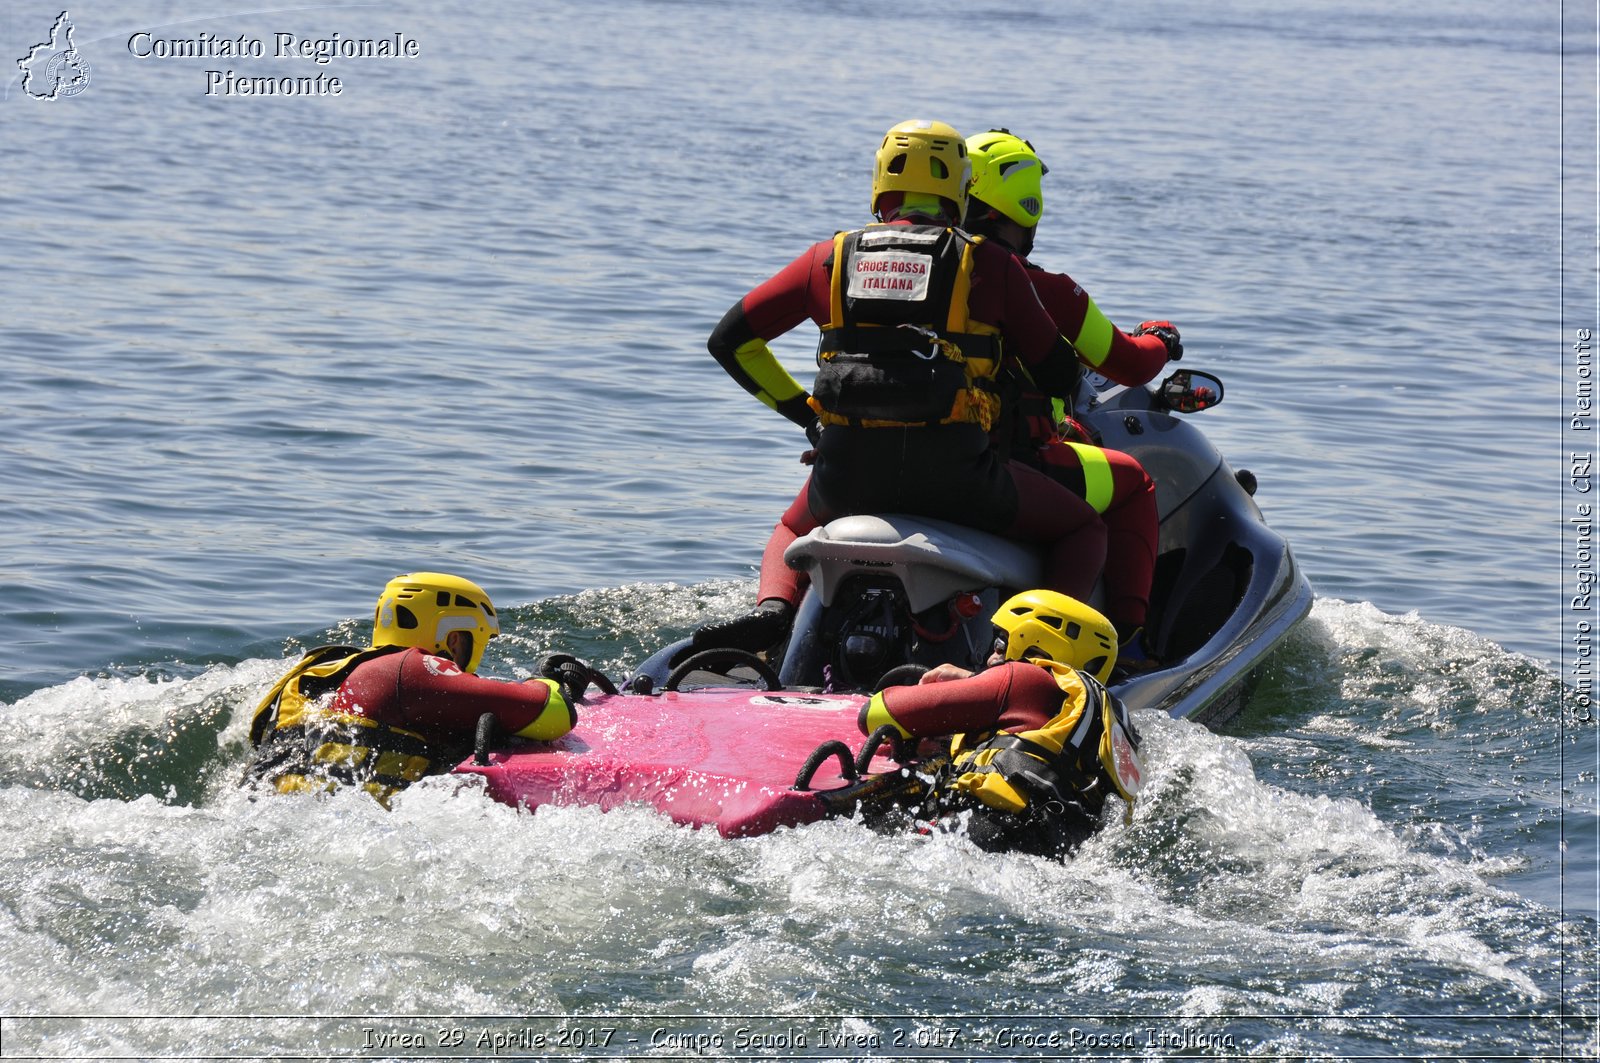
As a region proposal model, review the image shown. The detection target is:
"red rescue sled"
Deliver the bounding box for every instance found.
[451,686,918,838]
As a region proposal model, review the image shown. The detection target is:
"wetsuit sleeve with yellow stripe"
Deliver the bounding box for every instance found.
[383,651,577,742]
[858,666,1019,739]
[707,300,814,429]
[521,679,579,740]
[1026,265,1169,388]
[706,244,829,430]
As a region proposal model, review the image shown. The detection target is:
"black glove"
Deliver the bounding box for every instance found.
[805,417,823,448]
[539,654,594,703]
[1133,320,1183,361]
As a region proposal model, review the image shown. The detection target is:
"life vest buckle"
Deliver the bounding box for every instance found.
[896,323,950,362]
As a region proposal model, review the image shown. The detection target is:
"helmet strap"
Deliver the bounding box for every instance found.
[965,199,1035,256]
[1014,223,1036,258]
[963,202,1004,240]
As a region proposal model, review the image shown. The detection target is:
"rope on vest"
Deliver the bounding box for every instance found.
[891,323,964,363]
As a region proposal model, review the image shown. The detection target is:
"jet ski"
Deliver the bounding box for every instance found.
[630,366,1313,725]
[452,368,1311,834]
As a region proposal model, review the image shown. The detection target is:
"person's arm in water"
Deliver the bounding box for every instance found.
[332,648,576,740]
[857,661,1059,739]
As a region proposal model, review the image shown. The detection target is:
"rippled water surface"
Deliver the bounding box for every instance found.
[1,0,1592,1059]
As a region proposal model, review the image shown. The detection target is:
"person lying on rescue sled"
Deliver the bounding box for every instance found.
[857,589,1144,858]
[243,572,580,806]
[697,119,1105,654]
[964,129,1182,672]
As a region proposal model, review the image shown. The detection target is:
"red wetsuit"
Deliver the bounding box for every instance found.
[867,659,1068,738]
[1025,265,1169,388]
[994,262,1170,634]
[708,218,1106,607]
[247,645,575,801]
[328,646,570,746]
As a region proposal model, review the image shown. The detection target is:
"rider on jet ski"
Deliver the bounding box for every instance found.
[858,589,1144,857]
[699,119,1105,654]
[962,129,1184,668]
[243,572,581,805]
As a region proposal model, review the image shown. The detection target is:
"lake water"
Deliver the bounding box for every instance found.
[1,0,1594,1058]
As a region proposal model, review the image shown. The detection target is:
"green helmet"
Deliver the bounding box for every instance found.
[966,128,1048,228]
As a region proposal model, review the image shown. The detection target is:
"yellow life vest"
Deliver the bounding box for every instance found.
[810,224,1003,430]
[944,660,1144,822]
[244,644,435,807]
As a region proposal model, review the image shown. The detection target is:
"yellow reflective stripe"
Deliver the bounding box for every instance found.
[1064,442,1115,512]
[1073,299,1114,368]
[827,231,849,328]
[861,691,911,738]
[374,750,431,783]
[515,679,578,740]
[734,338,806,412]
[311,741,369,768]
[274,774,334,796]
[946,237,976,333]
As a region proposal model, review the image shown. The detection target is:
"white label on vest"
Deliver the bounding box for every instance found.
[859,228,942,246]
[847,251,933,301]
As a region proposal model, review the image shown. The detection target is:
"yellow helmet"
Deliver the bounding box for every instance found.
[372,572,500,674]
[966,128,1048,228]
[992,589,1117,683]
[871,119,970,219]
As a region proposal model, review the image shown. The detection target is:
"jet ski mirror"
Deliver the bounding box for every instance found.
[1157,369,1224,414]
